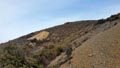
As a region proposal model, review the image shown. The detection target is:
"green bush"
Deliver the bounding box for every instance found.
[98,19,105,24]
[0,44,64,68]
[4,64,16,68]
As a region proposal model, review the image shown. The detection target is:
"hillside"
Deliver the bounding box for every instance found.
[60,19,120,68]
[0,13,120,68]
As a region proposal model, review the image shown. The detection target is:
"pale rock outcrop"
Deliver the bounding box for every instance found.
[27,31,49,41]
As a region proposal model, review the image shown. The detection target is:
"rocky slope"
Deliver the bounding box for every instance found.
[0,13,120,68]
[60,18,120,68]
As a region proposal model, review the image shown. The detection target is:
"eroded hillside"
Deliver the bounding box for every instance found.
[60,19,120,68]
[0,13,120,68]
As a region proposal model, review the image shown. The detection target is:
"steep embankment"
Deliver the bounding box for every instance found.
[0,13,120,68]
[0,20,98,68]
[49,14,120,68]
[60,21,120,68]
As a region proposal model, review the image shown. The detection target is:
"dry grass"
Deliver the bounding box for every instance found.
[28,31,49,41]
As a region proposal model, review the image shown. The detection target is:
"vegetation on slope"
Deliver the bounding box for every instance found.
[0,13,120,68]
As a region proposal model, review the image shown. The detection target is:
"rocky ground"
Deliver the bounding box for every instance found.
[0,13,120,68]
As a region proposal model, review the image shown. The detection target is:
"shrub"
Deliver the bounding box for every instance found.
[0,45,28,68]
[4,64,16,68]
[0,44,64,68]
[25,56,38,66]
[97,19,105,24]
[52,45,64,56]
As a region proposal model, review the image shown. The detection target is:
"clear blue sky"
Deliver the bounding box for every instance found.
[0,0,120,43]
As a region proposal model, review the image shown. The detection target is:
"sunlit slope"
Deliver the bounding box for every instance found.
[60,23,120,68]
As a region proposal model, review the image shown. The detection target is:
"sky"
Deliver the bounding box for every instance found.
[0,0,120,43]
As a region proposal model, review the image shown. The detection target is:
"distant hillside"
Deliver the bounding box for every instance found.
[0,13,120,68]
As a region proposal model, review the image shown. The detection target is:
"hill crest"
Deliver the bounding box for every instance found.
[0,13,120,68]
